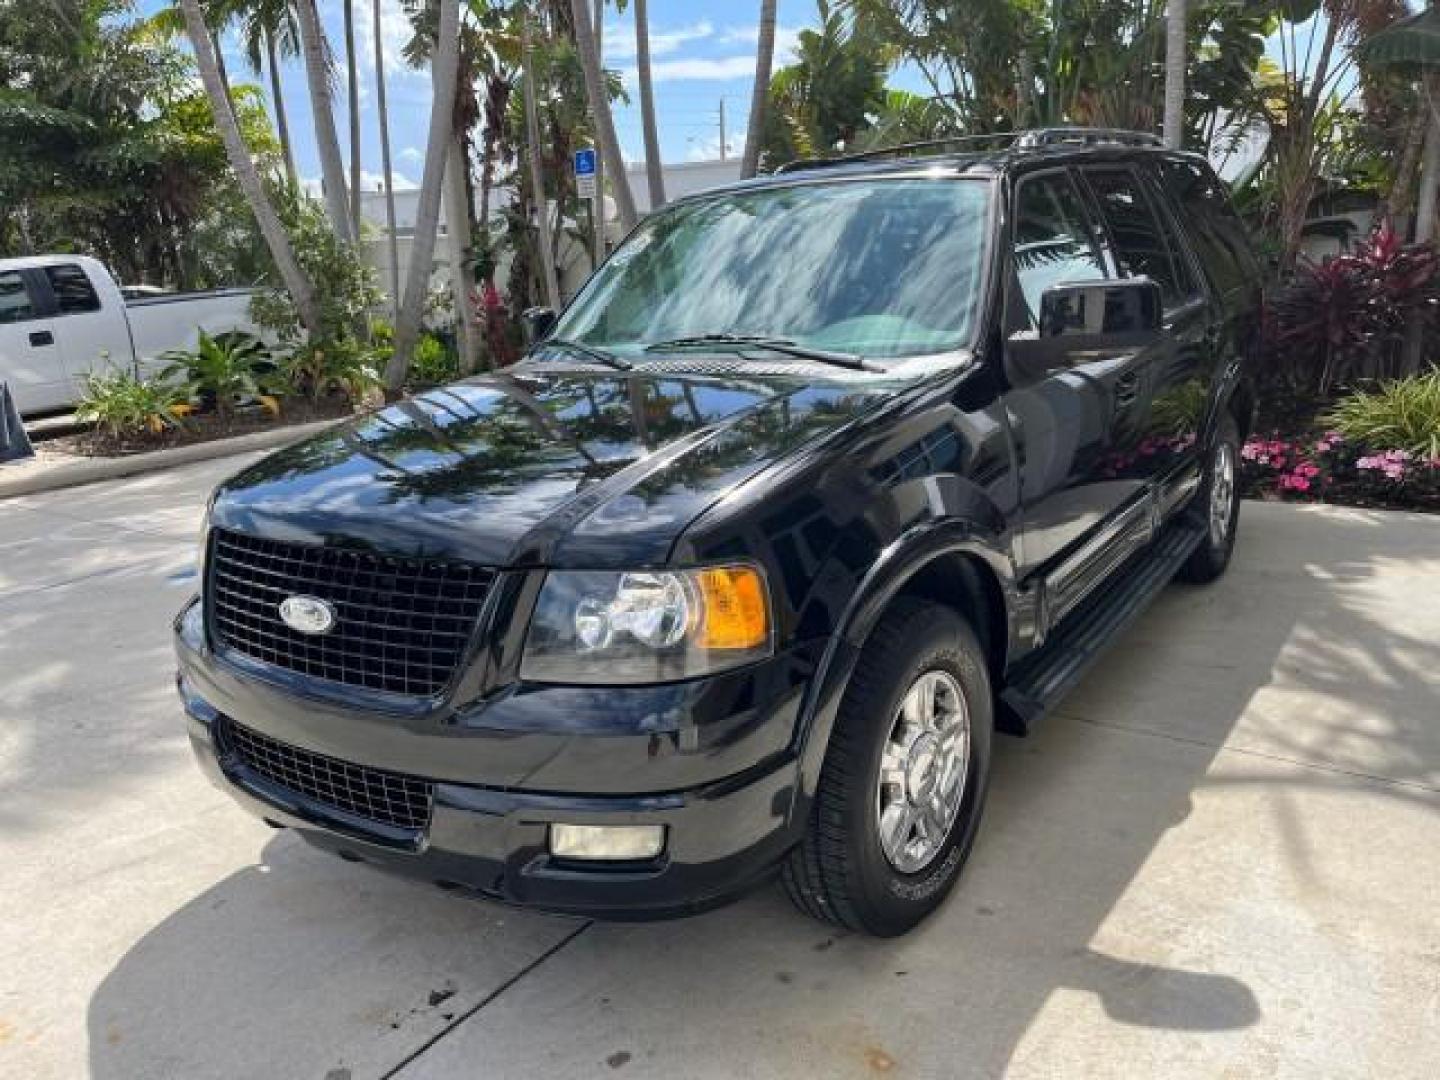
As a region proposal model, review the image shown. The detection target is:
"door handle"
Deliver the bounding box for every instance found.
[29,330,54,347]
[1115,371,1141,407]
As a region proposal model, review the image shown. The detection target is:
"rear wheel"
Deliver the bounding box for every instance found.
[783,599,992,936]
[1178,413,1241,584]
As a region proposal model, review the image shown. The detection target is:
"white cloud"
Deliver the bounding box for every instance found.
[685,128,745,163]
[603,20,715,61]
[398,146,425,166]
[359,168,418,192]
[354,0,424,83]
[623,54,763,84]
[717,24,805,64]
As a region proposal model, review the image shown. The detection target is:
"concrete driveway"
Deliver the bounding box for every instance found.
[2,458,1437,1079]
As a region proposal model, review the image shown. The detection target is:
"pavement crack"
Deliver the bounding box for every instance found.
[379,919,592,1079]
[1061,712,1440,795]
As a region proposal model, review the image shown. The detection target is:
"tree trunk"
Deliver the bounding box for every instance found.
[1414,75,1440,244]
[1379,99,1428,233]
[522,10,562,309]
[384,0,461,392]
[295,0,354,242]
[1162,0,1186,148]
[266,30,299,188]
[634,0,666,208]
[344,0,363,241]
[373,0,401,319]
[569,0,637,231]
[179,0,322,336]
[446,132,483,373]
[591,0,605,266]
[740,0,777,179]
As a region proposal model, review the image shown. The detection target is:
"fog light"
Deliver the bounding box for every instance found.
[549,823,665,861]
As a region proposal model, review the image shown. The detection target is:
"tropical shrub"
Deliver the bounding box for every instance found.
[407,333,461,388]
[1267,222,1440,394]
[283,338,381,406]
[1323,370,1440,459]
[249,190,382,345]
[160,331,281,423]
[76,370,191,438]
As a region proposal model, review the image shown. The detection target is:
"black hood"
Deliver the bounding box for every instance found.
[208,365,889,568]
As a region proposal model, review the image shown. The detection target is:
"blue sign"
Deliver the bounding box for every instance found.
[574,148,597,177]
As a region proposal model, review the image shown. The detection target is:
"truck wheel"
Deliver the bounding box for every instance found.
[1178,413,1241,584]
[783,598,992,936]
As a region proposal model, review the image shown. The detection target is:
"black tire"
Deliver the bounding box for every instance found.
[782,598,992,937]
[1177,412,1241,584]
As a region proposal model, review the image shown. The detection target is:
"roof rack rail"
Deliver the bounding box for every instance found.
[771,127,1164,174]
[1015,127,1164,148]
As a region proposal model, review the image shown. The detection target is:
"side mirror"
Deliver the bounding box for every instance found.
[1006,278,1162,382]
[521,306,557,344]
[1037,278,1161,340]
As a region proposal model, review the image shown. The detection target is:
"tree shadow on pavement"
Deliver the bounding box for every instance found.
[85,503,1440,1079]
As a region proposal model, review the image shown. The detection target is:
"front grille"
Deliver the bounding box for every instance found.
[224,719,433,831]
[207,529,494,696]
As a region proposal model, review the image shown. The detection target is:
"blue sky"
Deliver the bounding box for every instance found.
[139,0,844,191]
[137,0,1327,191]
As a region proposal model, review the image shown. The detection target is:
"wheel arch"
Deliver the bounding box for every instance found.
[791,522,1016,804]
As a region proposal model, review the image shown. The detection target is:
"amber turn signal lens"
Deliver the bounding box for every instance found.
[694,566,770,650]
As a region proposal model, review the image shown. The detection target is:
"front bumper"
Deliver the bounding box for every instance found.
[175,599,818,919]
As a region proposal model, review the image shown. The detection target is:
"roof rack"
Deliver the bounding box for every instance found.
[772,127,1164,174]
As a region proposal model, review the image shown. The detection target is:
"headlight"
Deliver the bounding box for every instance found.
[520,564,774,684]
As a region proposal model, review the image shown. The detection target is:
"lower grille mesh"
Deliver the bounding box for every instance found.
[224,720,433,831]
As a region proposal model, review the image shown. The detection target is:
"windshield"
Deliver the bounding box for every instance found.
[552,178,992,361]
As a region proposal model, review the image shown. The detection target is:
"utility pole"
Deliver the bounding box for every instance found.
[719,98,727,161]
[592,0,605,267]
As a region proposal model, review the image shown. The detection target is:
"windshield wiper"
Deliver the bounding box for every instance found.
[644,333,878,372]
[535,337,632,371]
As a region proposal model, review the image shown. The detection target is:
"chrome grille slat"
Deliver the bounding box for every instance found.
[206,529,494,696]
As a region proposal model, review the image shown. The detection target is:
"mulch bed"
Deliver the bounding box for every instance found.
[37,397,357,459]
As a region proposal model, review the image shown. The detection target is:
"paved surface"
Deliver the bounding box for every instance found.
[2,458,1437,1079]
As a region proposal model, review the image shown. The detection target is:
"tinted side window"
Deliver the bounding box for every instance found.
[1158,159,1260,295]
[1010,172,1108,327]
[45,264,101,315]
[1084,168,1197,309]
[0,271,37,324]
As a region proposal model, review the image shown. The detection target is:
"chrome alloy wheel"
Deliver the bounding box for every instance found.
[874,669,971,874]
[1209,441,1236,544]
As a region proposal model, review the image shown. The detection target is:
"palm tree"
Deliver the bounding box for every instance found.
[1162,0,1186,148]
[569,0,637,230]
[591,0,605,264]
[235,0,301,187]
[384,0,461,392]
[373,0,401,317]
[343,0,363,240]
[634,0,665,207]
[522,6,561,309]
[177,0,322,334]
[294,0,354,241]
[740,0,777,179]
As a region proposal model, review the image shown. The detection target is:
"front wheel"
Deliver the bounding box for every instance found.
[1178,413,1241,584]
[783,599,992,936]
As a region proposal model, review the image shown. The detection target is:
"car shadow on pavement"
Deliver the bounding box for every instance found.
[85,505,1439,1079]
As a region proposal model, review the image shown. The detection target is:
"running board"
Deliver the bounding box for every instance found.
[998,520,1206,735]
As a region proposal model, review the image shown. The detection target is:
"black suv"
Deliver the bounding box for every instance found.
[175,129,1260,936]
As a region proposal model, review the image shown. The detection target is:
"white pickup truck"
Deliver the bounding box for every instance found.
[0,255,262,416]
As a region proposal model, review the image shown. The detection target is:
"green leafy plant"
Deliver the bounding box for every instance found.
[249,190,383,344]
[159,331,281,424]
[283,338,381,406]
[1323,370,1440,459]
[75,370,191,438]
[407,333,461,389]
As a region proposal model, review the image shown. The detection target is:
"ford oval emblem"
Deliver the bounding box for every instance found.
[278,595,336,635]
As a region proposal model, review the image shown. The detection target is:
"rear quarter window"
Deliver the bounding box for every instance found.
[44,264,102,315]
[0,271,37,324]
[1157,160,1261,296]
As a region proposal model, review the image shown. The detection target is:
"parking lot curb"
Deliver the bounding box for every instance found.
[0,420,337,501]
